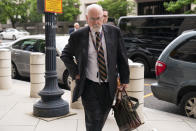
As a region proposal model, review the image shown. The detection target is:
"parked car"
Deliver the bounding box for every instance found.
[0,28,29,40]
[151,31,196,118]
[0,41,13,48]
[4,35,71,90]
[118,14,196,76]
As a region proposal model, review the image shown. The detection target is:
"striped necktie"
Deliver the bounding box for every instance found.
[95,32,107,81]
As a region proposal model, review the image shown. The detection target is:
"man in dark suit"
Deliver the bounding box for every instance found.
[61,4,129,131]
[69,22,80,34]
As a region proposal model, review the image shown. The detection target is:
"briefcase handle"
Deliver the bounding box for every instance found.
[122,88,140,111]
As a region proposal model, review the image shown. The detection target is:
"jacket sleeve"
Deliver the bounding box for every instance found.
[117,28,130,84]
[60,34,79,79]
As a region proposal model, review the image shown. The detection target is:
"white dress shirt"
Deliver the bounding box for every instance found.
[85,28,108,82]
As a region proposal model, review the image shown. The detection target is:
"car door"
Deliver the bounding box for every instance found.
[24,39,46,75]
[12,40,27,76]
[56,50,65,83]
[12,39,39,76]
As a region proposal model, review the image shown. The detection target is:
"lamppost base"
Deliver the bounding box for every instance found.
[33,98,69,117]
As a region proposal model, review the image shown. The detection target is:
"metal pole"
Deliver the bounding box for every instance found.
[33,12,69,117]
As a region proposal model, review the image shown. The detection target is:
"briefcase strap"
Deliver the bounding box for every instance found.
[127,96,139,111]
[115,89,140,111]
[122,89,140,111]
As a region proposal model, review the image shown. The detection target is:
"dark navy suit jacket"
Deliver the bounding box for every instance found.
[61,25,130,102]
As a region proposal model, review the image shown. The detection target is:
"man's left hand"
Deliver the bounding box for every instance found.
[117,83,128,91]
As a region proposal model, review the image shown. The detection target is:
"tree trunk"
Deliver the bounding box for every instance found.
[11,19,16,28]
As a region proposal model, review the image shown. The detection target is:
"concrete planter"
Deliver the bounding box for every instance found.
[30,53,45,65]
[136,104,145,124]
[127,62,144,123]
[30,65,45,74]
[129,63,144,79]
[0,76,12,89]
[30,74,45,83]
[0,68,11,76]
[0,49,11,59]
[30,53,45,98]
[127,79,144,91]
[30,83,45,98]
[0,49,11,90]
[0,59,11,68]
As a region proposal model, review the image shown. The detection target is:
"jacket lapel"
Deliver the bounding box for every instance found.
[103,25,112,69]
[82,26,90,69]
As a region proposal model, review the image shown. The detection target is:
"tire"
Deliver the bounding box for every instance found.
[133,57,150,76]
[13,35,16,40]
[62,70,72,90]
[179,92,196,118]
[12,63,19,79]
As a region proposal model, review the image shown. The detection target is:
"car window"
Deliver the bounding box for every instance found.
[35,40,45,53]
[12,39,38,51]
[12,40,26,49]
[6,29,11,32]
[170,36,196,63]
[119,17,180,38]
[21,39,38,51]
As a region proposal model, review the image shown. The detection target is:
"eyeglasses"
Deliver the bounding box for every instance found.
[89,17,103,21]
[103,15,108,17]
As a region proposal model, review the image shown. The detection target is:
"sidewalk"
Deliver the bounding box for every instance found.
[0,79,196,131]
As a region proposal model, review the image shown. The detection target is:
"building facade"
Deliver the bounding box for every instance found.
[78,0,136,21]
[78,0,194,21]
[78,0,99,21]
[135,0,191,15]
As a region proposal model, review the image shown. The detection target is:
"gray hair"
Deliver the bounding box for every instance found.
[86,4,103,15]
[74,22,79,26]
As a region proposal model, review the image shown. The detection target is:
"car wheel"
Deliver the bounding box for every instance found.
[63,70,72,90]
[12,63,19,79]
[180,92,196,118]
[12,35,16,40]
[133,57,150,76]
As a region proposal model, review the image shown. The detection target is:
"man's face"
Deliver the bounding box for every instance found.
[103,11,108,24]
[75,24,79,29]
[86,8,103,32]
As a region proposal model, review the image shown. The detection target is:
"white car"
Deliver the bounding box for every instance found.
[0,28,30,40]
[3,35,71,90]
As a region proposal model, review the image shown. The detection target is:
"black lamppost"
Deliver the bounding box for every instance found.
[33,2,69,117]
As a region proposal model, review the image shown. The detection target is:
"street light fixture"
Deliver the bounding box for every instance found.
[33,0,69,117]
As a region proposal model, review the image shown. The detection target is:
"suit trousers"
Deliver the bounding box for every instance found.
[81,79,113,131]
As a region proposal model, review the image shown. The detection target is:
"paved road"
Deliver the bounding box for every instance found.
[144,77,182,116]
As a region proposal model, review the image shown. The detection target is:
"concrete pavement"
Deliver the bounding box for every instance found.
[0,79,196,131]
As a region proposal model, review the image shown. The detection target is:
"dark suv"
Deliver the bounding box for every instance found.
[151,31,196,118]
[118,15,196,76]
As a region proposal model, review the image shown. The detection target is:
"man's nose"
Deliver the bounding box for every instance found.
[94,20,99,24]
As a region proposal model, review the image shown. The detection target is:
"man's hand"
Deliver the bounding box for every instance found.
[75,74,80,80]
[117,83,128,91]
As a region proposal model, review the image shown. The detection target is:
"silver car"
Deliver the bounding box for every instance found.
[6,35,71,90]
